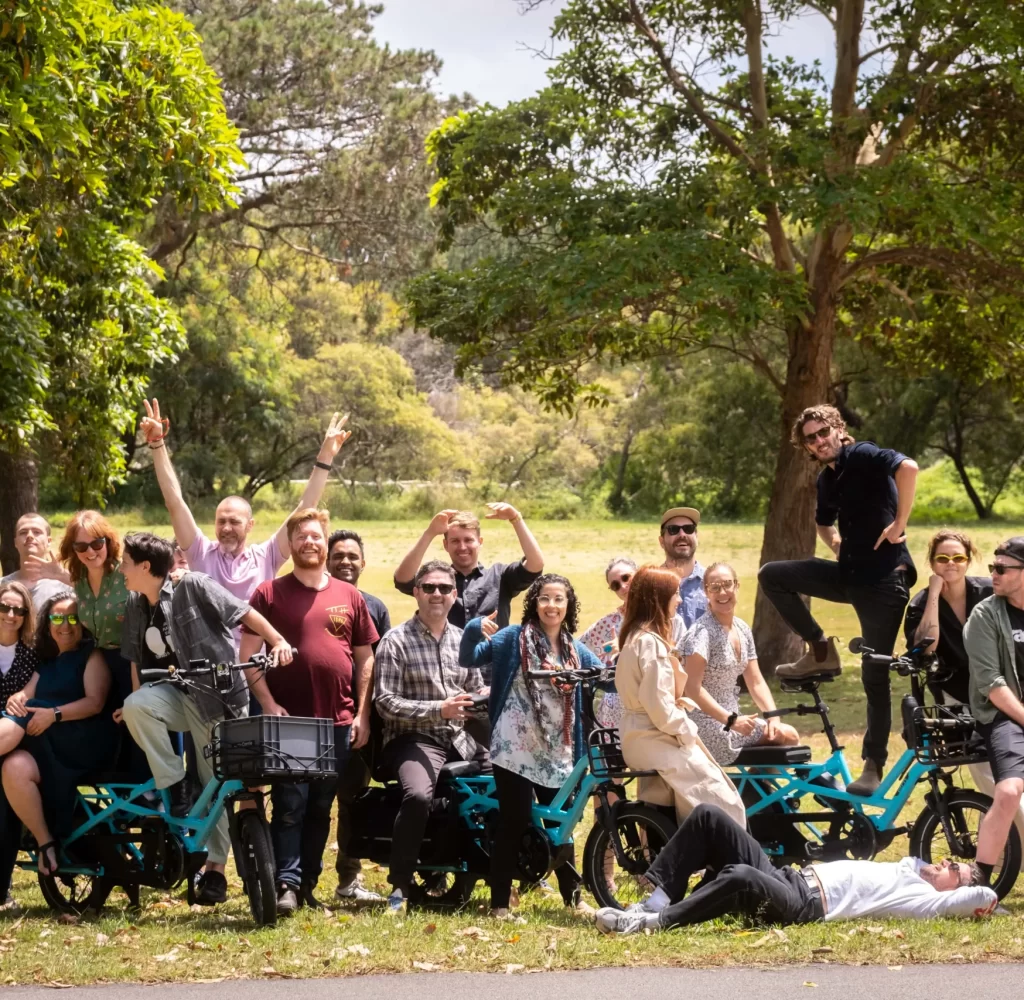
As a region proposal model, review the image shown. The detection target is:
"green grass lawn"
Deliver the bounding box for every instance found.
[4,517,1023,983]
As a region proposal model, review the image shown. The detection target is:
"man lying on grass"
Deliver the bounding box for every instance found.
[597,804,998,935]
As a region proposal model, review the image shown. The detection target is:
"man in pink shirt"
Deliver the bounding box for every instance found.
[140,398,350,609]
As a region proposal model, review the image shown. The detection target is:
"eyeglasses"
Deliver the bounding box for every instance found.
[933,554,969,565]
[49,613,80,626]
[944,859,970,887]
[990,563,1024,576]
[663,523,697,537]
[538,595,568,606]
[72,537,107,554]
[803,426,833,445]
[418,583,454,596]
[0,602,27,617]
[609,574,632,593]
[706,580,738,594]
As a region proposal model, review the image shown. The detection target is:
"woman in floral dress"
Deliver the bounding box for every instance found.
[461,574,603,918]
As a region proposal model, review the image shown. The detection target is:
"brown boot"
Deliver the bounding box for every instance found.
[847,759,884,796]
[774,637,842,680]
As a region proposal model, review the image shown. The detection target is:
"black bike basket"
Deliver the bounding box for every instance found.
[209,716,336,781]
[588,727,657,779]
[909,703,984,766]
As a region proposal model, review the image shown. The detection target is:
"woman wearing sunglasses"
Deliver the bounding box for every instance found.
[0,582,37,911]
[462,573,603,918]
[0,591,118,878]
[579,557,636,728]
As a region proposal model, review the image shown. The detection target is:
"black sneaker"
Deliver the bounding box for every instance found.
[277,883,299,916]
[193,869,228,905]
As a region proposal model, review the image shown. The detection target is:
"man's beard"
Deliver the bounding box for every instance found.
[293,548,326,570]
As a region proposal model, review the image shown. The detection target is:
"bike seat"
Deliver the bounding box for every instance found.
[731,745,813,765]
[779,674,836,693]
[439,760,488,779]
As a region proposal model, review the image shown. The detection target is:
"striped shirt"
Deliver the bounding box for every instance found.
[374,614,484,757]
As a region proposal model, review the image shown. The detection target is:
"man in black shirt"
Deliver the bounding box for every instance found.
[758,405,918,795]
[326,528,391,904]
[393,506,544,629]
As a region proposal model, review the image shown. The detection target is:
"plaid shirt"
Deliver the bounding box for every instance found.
[374,614,484,757]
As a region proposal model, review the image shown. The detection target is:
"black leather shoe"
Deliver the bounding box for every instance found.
[166,776,193,819]
[193,870,228,905]
[277,883,299,916]
[300,883,329,910]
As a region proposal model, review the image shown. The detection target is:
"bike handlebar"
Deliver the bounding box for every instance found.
[526,667,612,685]
[138,653,278,687]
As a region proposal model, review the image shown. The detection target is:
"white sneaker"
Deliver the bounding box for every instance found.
[334,880,384,904]
[595,906,652,935]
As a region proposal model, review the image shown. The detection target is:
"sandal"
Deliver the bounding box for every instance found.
[36,840,59,877]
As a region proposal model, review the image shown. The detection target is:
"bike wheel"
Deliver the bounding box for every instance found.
[408,871,476,909]
[38,869,99,916]
[910,789,1021,900]
[236,811,277,925]
[582,803,676,910]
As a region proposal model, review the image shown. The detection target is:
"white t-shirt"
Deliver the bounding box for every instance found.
[816,857,996,921]
[0,642,16,676]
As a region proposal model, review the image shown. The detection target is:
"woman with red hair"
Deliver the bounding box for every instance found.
[615,566,745,827]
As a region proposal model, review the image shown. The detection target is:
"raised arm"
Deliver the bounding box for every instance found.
[273,412,351,559]
[394,510,459,588]
[485,502,543,573]
[141,398,201,551]
[460,616,496,667]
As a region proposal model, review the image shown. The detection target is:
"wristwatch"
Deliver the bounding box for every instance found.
[53,706,63,723]
[723,711,738,732]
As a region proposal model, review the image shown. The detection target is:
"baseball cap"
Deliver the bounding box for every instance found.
[660,507,701,529]
[995,537,1024,564]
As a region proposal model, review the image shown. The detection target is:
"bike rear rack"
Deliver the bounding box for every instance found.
[588,727,658,780]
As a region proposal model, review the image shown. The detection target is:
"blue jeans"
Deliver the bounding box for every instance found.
[270,725,349,888]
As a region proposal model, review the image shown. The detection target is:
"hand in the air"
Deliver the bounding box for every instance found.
[141,398,170,446]
[481,611,499,637]
[429,510,461,537]
[484,502,521,522]
[318,412,351,461]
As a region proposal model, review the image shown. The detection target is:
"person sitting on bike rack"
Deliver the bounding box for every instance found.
[0,589,120,880]
[966,536,1024,889]
[614,567,745,828]
[757,404,919,797]
[905,530,1024,854]
[118,533,293,906]
[462,573,604,919]
[374,560,488,916]
[241,509,379,916]
[596,804,997,935]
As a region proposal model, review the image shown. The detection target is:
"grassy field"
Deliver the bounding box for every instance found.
[4,516,1023,984]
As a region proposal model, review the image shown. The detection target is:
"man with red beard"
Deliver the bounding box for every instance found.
[240,508,378,914]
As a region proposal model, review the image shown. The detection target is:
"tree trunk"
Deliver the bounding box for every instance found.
[608,427,634,514]
[752,266,839,668]
[0,450,39,575]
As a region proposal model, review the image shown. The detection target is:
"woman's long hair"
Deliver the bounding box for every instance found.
[58,509,122,584]
[0,580,36,647]
[520,573,580,634]
[619,565,682,648]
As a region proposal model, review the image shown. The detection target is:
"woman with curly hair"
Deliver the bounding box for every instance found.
[461,573,603,917]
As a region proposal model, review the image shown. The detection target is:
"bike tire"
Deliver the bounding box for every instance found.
[236,810,277,925]
[38,869,99,916]
[909,788,1021,900]
[407,871,477,909]
[582,802,677,910]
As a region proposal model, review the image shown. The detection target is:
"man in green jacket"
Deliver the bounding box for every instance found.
[964,536,1024,887]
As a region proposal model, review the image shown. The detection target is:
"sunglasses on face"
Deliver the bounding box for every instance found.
[419,583,454,596]
[609,574,632,593]
[0,602,27,617]
[72,537,106,554]
[803,426,833,445]
[933,554,969,565]
[49,614,79,626]
[663,523,697,537]
[707,580,738,594]
[990,563,1024,576]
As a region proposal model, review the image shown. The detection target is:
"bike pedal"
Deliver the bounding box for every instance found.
[803,842,826,860]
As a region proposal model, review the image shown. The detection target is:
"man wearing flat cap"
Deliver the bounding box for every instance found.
[966,536,1024,888]
[658,507,706,630]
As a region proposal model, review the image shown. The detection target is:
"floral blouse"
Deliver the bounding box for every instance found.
[75,568,128,651]
[491,665,574,788]
[0,640,38,705]
[580,610,625,729]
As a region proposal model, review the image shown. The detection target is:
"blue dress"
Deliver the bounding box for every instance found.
[2,640,119,837]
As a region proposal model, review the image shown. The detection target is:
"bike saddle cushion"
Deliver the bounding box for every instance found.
[779,674,836,692]
[730,745,813,765]
[438,760,487,779]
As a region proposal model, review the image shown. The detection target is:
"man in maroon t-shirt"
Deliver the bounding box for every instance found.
[240,508,377,915]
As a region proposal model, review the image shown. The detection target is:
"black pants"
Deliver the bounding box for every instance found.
[0,784,18,901]
[758,558,910,762]
[490,764,580,909]
[649,804,823,928]
[382,735,462,895]
[335,751,370,886]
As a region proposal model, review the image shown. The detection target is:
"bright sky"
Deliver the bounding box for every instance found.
[373,0,837,106]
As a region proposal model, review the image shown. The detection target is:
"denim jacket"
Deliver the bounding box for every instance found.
[121,572,250,722]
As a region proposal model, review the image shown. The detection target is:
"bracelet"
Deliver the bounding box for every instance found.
[314,460,332,471]
[723,712,738,732]
[509,513,523,524]
[148,442,165,451]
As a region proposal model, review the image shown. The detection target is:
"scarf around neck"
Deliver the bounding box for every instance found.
[519,621,579,747]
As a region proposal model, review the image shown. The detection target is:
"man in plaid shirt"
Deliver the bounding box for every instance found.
[374,560,487,914]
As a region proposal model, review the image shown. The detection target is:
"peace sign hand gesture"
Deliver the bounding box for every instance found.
[141,398,170,447]
[318,412,352,462]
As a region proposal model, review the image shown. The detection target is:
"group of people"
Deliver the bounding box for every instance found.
[0,397,1018,936]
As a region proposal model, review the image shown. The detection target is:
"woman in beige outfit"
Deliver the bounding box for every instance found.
[616,566,746,828]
